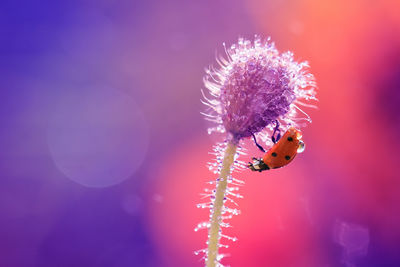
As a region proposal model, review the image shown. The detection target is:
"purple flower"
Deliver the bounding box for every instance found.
[203,36,317,142]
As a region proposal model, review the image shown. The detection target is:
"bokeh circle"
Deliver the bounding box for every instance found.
[47,86,149,188]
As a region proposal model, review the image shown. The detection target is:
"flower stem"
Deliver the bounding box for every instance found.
[206,141,238,267]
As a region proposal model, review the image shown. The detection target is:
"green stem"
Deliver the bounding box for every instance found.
[206,141,238,267]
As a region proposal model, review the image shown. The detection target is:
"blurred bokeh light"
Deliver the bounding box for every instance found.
[1,0,399,266]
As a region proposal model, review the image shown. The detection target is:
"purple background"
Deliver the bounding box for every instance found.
[1,0,400,266]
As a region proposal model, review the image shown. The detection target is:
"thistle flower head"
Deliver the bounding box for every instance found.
[198,37,317,266]
[203,36,317,142]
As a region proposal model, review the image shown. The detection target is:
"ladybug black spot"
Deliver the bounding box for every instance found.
[285,155,291,160]
[271,152,277,157]
[287,137,293,141]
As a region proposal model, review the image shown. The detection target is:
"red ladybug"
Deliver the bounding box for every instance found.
[248,127,305,172]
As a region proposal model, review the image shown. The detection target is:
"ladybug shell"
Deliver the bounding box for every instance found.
[262,127,302,169]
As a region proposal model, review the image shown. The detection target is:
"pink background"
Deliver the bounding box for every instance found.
[1,0,400,266]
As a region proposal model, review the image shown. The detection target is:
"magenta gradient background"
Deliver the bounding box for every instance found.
[1,0,400,266]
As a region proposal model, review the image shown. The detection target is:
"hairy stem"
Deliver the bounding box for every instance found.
[206,141,238,267]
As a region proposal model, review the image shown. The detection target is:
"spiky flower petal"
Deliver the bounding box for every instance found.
[203,36,317,141]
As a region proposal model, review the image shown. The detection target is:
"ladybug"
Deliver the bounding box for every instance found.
[248,127,305,172]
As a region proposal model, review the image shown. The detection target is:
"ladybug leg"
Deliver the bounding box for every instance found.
[248,160,261,172]
[271,120,281,144]
[248,157,270,172]
[252,133,266,152]
[248,161,256,171]
[248,157,260,171]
